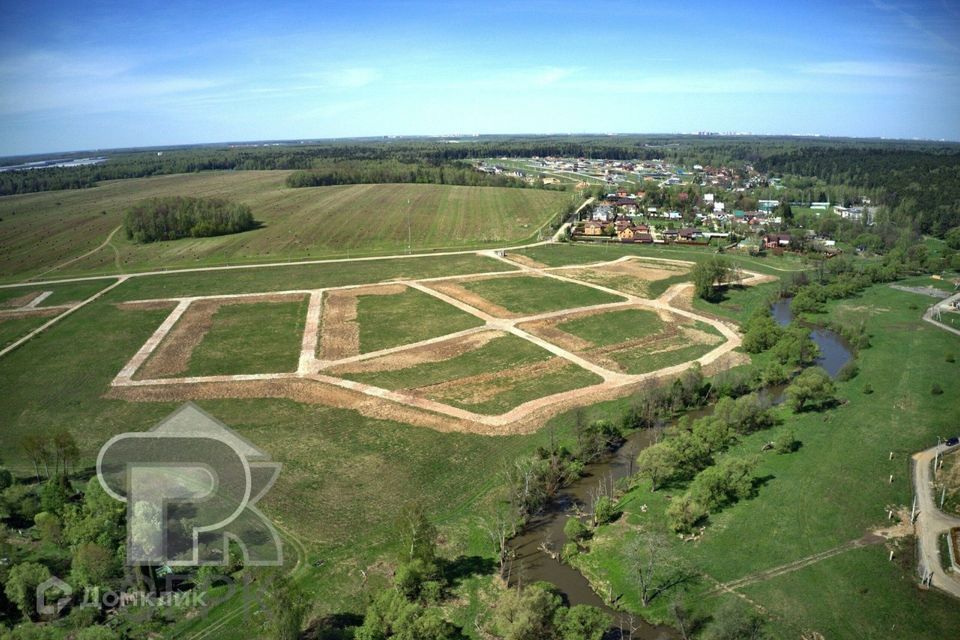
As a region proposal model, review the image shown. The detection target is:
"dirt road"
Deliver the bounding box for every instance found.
[912,442,960,599]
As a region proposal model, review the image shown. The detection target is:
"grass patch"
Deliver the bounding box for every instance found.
[0,279,115,306]
[0,173,573,280]
[186,298,308,375]
[609,322,722,374]
[556,308,664,346]
[0,314,52,348]
[518,242,806,275]
[103,253,513,301]
[356,287,484,353]
[345,334,551,390]
[939,449,960,517]
[460,275,624,314]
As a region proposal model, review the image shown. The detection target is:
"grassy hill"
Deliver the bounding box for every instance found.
[0,171,573,281]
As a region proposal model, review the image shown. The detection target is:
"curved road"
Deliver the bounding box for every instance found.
[912,443,960,599]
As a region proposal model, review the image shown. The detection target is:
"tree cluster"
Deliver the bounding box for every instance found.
[123,196,256,243]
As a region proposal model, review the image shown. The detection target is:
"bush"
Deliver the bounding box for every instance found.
[774,429,799,454]
[563,517,590,543]
[666,494,708,533]
[836,361,859,381]
[592,496,619,526]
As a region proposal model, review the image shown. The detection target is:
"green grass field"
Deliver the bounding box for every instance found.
[460,275,624,314]
[518,242,808,275]
[555,308,665,346]
[0,314,51,348]
[356,287,484,353]
[570,285,960,638]
[184,298,308,376]
[0,171,574,280]
[344,333,603,414]
[106,253,513,301]
[0,279,114,306]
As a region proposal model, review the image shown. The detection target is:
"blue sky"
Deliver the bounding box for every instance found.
[1,0,958,155]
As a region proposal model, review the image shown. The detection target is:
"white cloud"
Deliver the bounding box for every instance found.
[306,67,381,89]
[798,61,941,79]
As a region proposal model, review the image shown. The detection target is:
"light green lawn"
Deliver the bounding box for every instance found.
[186,298,308,375]
[356,287,484,353]
[460,275,624,315]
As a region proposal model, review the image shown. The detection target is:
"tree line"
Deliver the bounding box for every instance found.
[284,159,548,189]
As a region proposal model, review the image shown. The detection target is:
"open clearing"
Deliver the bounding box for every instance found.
[0,172,573,280]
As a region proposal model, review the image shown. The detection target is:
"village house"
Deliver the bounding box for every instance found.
[618,226,653,243]
[763,233,793,249]
[582,221,604,236]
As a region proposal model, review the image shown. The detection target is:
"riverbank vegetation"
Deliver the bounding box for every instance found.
[564,284,960,638]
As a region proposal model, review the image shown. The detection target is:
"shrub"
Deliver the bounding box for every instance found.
[563,517,590,543]
[592,496,619,526]
[774,429,799,454]
[836,361,859,381]
[666,493,708,533]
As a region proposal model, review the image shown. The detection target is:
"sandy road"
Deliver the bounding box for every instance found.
[912,443,960,599]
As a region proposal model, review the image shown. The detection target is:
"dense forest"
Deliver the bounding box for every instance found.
[123,197,256,243]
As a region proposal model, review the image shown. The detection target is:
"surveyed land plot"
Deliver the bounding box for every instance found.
[108,252,758,433]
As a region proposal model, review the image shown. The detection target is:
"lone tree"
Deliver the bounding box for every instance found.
[692,256,732,301]
[786,367,837,412]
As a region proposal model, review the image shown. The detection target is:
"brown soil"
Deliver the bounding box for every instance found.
[318,284,406,361]
[1,291,43,309]
[504,253,548,269]
[595,259,687,281]
[106,378,497,435]
[0,307,62,321]
[115,300,180,312]
[516,319,594,352]
[421,280,517,318]
[328,330,501,374]
[139,293,307,379]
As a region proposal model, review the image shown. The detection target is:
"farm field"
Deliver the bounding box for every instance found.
[569,285,960,638]
[0,171,574,280]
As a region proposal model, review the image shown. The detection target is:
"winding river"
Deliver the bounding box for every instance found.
[505,299,853,638]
